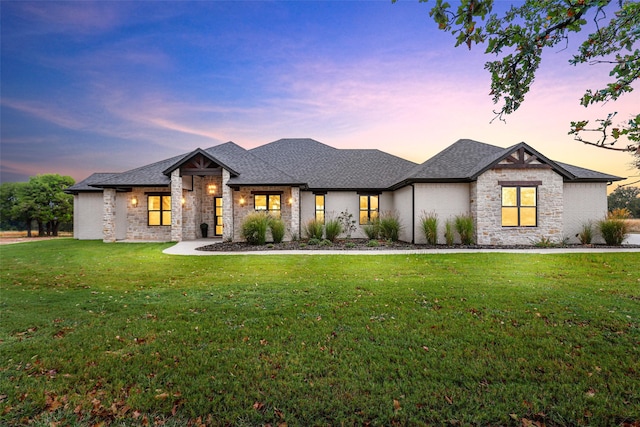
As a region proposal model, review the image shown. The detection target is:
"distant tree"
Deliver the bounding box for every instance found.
[0,182,27,231]
[407,0,639,162]
[608,186,640,217]
[0,174,75,236]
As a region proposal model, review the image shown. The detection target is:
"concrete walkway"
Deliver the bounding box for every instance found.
[163,234,640,256]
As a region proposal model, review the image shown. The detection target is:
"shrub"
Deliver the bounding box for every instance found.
[338,210,357,238]
[577,222,593,245]
[533,236,555,248]
[319,239,332,247]
[420,212,438,245]
[324,217,343,242]
[444,220,455,246]
[379,211,402,242]
[269,216,286,243]
[303,218,324,240]
[599,218,629,246]
[307,237,321,245]
[241,212,269,245]
[362,218,380,240]
[345,242,356,249]
[455,214,474,245]
[367,239,379,247]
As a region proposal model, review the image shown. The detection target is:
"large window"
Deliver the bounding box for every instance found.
[254,194,281,217]
[315,194,325,223]
[359,195,379,225]
[501,186,537,227]
[148,195,171,226]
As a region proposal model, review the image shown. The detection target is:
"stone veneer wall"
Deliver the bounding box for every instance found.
[102,188,117,243]
[474,168,564,245]
[199,175,224,238]
[232,186,295,242]
[126,187,172,241]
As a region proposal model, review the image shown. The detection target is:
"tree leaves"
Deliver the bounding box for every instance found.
[419,0,639,156]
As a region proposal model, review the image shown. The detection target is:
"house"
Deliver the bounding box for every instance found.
[66,138,622,245]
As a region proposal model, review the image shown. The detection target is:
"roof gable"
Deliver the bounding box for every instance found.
[469,142,575,180]
[162,147,240,177]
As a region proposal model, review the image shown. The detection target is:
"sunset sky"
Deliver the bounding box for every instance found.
[1,1,638,188]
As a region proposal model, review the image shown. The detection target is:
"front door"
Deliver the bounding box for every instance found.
[213,197,223,236]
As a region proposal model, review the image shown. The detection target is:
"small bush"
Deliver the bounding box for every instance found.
[444,220,455,246]
[455,214,474,245]
[533,236,555,248]
[307,237,321,245]
[241,212,269,245]
[379,211,402,242]
[367,239,380,247]
[599,218,629,246]
[324,217,343,242]
[303,218,324,240]
[577,222,593,245]
[269,216,286,243]
[362,218,380,240]
[420,212,438,245]
[345,242,356,249]
[338,210,358,238]
[319,239,332,247]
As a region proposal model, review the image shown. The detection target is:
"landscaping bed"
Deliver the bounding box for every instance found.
[196,238,640,252]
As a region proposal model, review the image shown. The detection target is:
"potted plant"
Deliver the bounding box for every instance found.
[200,222,209,238]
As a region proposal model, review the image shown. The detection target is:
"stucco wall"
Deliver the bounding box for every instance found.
[392,186,413,242]
[74,193,104,240]
[413,183,470,244]
[475,169,564,245]
[563,182,608,244]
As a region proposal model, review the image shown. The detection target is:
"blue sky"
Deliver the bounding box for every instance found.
[1,1,638,186]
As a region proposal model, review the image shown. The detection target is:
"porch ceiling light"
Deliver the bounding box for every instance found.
[208,184,216,195]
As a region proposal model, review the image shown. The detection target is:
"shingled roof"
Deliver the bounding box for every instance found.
[66,138,623,194]
[250,138,418,190]
[398,139,622,184]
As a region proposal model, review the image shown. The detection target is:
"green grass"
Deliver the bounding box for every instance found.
[1,240,639,426]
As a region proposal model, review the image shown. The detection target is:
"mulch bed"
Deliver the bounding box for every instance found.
[196,239,640,252]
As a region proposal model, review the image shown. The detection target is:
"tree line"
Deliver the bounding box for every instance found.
[0,174,75,236]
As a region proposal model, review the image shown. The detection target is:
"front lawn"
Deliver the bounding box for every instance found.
[0,240,638,426]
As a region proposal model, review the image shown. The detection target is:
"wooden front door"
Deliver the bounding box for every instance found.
[213,197,223,236]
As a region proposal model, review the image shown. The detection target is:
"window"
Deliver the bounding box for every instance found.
[501,186,537,227]
[315,194,325,223]
[359,195,379,225]
[254,194,281,217]
[148,195,171,226]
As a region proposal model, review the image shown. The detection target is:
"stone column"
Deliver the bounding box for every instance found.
[222,169,233,241]
[171,170,183,242]
[290,186,300,240]
[103,188,117,243]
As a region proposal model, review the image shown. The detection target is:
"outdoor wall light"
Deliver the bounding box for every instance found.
[131,197,138,207]
[207,184,216,195]
[181,197,186,206]
[240,197,246,206]
[288,197,293,205]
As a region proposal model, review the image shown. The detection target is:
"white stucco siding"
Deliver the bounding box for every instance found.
[73,193,104,240]
[392,186,413,242]
[413,183,470,244]
[563,182,608,244]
